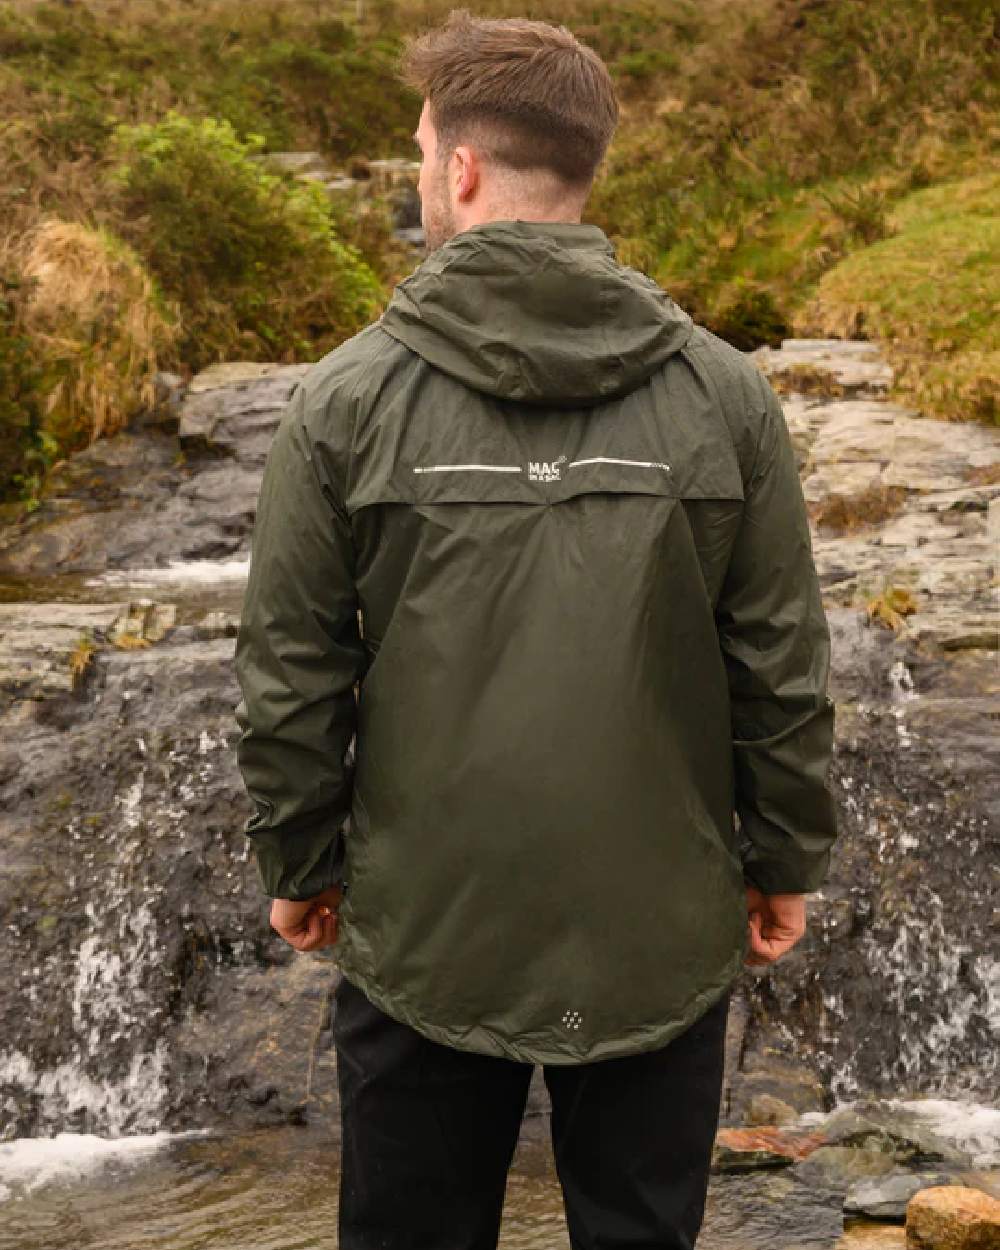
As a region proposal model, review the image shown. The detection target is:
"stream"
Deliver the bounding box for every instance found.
[5,1105,998,1250]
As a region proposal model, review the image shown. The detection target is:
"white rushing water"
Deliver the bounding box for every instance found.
[799,1096,1000,1168]
[0,728,243,1140]
[85,558,250,587]
[0,1129,212,1204]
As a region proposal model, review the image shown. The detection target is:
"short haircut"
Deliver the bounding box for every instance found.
[400,8,620,189]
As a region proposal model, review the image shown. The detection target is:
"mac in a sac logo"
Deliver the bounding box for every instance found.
[528,455,567,482]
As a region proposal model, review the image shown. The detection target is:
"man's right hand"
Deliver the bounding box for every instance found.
[744,886,807,967]
[270,882,344,953]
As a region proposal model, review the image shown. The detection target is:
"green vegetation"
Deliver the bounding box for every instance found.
[0,275,50,508]
[800,174,999,423]
[106,112,382,369]
[0,0,996,508]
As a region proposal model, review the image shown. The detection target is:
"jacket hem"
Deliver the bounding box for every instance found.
[332,936,748,1066]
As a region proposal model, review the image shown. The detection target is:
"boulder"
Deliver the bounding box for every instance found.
[905,1185,1000,1249]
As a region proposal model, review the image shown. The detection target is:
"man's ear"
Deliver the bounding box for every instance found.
[453,145,480,203]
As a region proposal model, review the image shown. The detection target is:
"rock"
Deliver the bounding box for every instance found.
[745,1093,798,1126]
[179,363,309,459]
[914,487,999,515]
[805,458,889,503]
[144,371,187,429]
[814,1106,977,1169]
[185,361,301,396]
[0,630,293,1138]
[727,1054,828,1120]
[905,1185,1000,1248]
[797,1145,901,1188]
[988,497,1000,545]
[920,621,999,652]
[366,157,421,195]
[196,611,239,640]
[0,602,125,699]
[846,1171,958,1221]
[257,150,330,178]
[754,338,894,398]
[958,1174,1000,1204]
[110,599,177,646]
[712,1126,827,1172]
[0,366,308,577]
[838,1225,908,1247]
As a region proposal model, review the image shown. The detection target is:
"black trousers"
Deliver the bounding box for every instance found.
[332,974,731,1250]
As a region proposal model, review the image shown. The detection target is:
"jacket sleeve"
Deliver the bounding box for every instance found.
[233,380,366,901]
[715,371,838,895]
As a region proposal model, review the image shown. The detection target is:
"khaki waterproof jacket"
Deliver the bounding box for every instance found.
[233,219,838,1064]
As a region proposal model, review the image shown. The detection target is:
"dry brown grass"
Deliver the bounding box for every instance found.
[864,584,919,632]
[68,631,96,686]
[808,482,909,535]
[8,217,178,450]
[964,463,1000,486]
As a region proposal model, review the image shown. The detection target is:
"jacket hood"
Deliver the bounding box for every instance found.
[378,219,694,408]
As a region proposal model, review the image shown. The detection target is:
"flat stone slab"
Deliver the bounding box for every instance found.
[0,600,175,698]
[712,1126,827,1171]
[0,602,122,697]
[755,338,894,396]
[178,364,310,462]
[186,362,307,395]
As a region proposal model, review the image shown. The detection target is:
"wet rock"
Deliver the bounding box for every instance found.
[905,1185,1000,1249]
[712,1126,827,1172]
[728,1054,829,1121]
[812,1105,977,1169]
[196,611,239,640]
[110,599,177,646]
[705,1167,847,1247]
[745,1094,798,1127]
[741,355,999,1101]
[0,366,306,577]
[838,1224,908,1247]
[845,1171,958,1221]
[0,602,124,699]
[797,1145,900,1188]
[0,632,278,1137]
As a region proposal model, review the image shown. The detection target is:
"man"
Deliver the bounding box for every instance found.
[233,9,838,1249]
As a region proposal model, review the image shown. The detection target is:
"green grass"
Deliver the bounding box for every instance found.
[800,174,999,423]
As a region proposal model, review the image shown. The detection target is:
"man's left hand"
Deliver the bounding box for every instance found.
[270,883,343,952]
[744,885,806,967]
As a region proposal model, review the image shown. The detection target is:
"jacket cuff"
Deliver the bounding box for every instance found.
[741,849,831,896]
[250,829,345,901]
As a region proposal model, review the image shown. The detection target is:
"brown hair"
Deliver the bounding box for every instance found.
[399,8,619,189]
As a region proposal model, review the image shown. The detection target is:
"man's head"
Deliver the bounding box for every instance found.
[401,8,619,252]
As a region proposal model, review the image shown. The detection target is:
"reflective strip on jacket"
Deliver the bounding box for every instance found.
[233,219,838,1065]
